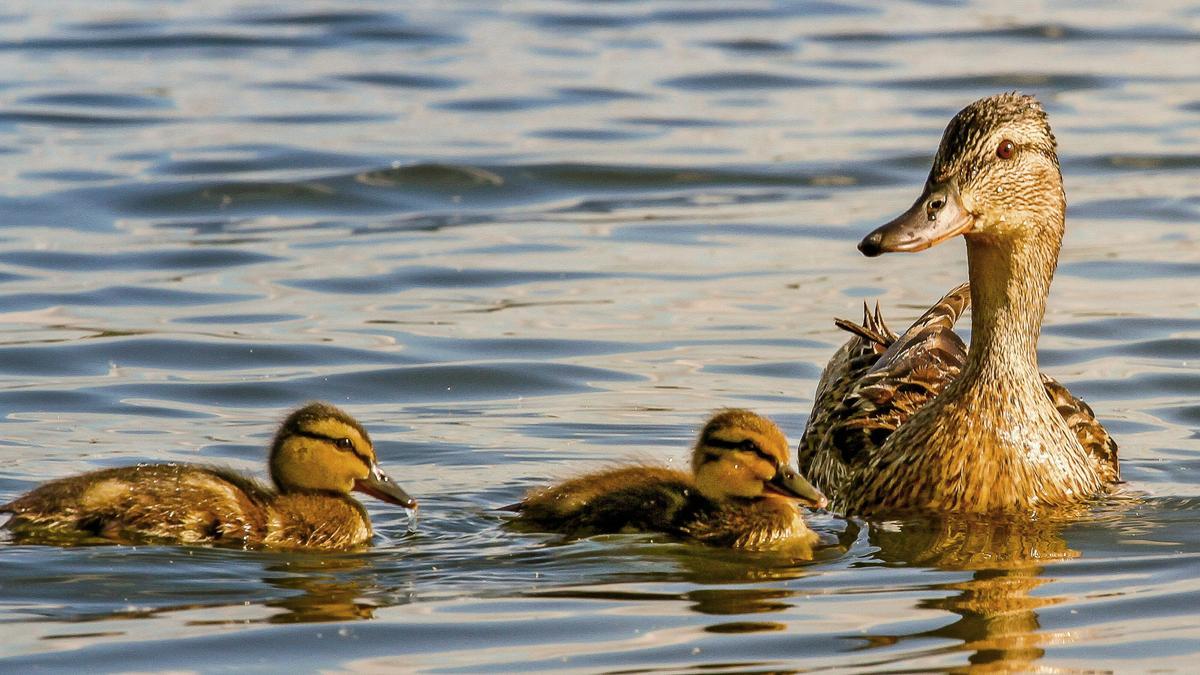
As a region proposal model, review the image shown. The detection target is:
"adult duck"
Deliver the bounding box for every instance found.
[2,402,417,549]
[508,409,827,552]
[798,92,1119,515]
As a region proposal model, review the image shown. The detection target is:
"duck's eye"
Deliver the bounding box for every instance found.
[740,439,759,453]
[996,140,1015,160]
[335,437,355,451]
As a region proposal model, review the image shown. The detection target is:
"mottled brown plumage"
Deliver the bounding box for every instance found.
[800,92,1119,515]
[803,284,971,479]
[509,409,826,553]
[1,402,417,550]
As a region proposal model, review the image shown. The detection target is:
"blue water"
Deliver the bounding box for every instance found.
[1,1,1199,671]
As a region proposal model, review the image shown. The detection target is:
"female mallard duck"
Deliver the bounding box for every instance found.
[1,402,416,550]
[508,409,827,551]
[798,92,1119,515]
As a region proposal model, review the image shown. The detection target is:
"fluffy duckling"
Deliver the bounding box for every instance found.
[1,402,416,550]
[509,409,827,551]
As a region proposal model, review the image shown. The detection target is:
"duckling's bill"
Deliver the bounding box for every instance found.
[353,462,417,509]
[766,466,827,509]
[859,181,973,256]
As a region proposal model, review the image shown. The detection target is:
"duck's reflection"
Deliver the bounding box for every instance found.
[866,513,1080,670]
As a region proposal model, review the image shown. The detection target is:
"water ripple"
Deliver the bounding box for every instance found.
[660,71,826,91]
[0,286,255,312]
[0,248,277,271]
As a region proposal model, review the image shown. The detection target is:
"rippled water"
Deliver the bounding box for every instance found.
[1,1,1199,671]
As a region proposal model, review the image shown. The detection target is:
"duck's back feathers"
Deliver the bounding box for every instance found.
[796,304,894,487]
[829,283,970,467]
[799,284,969,488]
[1040,373,1120,482]
[800,282,1118,506]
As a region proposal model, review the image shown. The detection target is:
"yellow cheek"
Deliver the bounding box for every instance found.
[696,461,765,499]
[328,454,368,486]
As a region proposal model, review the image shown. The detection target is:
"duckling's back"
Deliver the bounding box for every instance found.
[2,464,273,546]
[510,466,698,537]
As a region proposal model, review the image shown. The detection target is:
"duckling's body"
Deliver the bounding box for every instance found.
[799,93,1119,515]
[510,410,826,552]
[1,402,416,550]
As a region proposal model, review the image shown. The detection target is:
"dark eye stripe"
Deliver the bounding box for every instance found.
[704,437,742,451]
[705,436,780,466]
[750,447,777,464]
[294,430,370,462]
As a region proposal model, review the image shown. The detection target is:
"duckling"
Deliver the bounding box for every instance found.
[1,402,416,550]
[508,409,827,551]
[798,92,1119,515]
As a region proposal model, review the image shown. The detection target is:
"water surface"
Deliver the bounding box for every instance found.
[1,1,1199,671]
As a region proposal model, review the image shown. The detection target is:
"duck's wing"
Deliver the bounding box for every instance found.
[1040,373,1120,482]
[813,282,1119,478]
[796,302,896,478]
[800,282,1120,496]
[825,283,972,468]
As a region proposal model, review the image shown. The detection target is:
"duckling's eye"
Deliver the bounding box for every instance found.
[739,440,779,465]
[335,437,355,451]
[996,140,1015,160]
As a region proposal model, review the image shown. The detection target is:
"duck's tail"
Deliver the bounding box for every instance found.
[834,282,970,351]
[834,301,897,352]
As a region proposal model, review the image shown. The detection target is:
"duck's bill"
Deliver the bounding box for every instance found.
[766,466,828,509]
[354,462,418,509]
[858,182,973,257]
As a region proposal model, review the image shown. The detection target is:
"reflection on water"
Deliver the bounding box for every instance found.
[868,515,1079,671]
[262,557,379,624]
[1,0,1200,671]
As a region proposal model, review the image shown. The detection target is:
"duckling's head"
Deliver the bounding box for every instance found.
[860,92,1064,257]
[269,402,417,508]
[691,409,826,508]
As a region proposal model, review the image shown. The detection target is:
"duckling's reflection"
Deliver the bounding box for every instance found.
[687,587,794,616]
[523,533,842,638]
[260,555,381,623]
[76,553,392,628]
[666,517,859,586]
[864,513,1080,670]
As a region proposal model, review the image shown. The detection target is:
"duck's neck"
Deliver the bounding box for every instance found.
[959,221,1061,386]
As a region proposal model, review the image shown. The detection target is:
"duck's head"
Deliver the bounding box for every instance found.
[269,402,417,509]
[691,409,827,508]
[860,92,1065,257]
